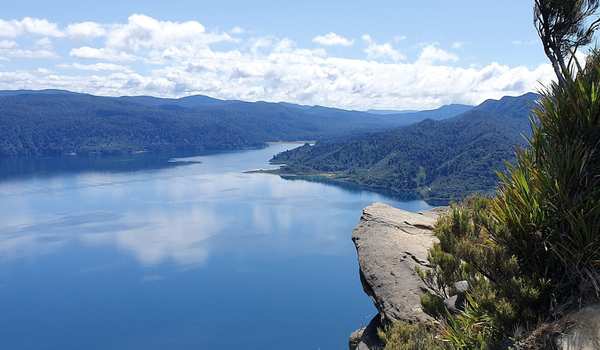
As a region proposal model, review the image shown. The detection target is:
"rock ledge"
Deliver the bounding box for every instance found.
[350,202,444,349]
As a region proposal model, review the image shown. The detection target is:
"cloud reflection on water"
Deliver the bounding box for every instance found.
[0,205,224,268]
[0,143,431,271]
[81,207,223,267]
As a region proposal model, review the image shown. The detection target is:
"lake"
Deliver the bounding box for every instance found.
[0,143,431,350]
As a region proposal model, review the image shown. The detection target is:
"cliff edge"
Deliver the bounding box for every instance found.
[349,203,445,350]
[348,203,600,350]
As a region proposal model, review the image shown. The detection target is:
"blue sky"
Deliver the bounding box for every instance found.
[0,0,555,109]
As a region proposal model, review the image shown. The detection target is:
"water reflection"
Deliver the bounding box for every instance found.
[0,212,127,261]
[0,153,200,182]
[0,152,431,266]
[0,143,433,350]
[81,208,222,267]
[0,200,223,267]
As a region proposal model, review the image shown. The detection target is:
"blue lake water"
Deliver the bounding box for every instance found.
[0,143,431,350]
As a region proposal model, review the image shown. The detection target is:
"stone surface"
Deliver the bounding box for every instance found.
[349,316,385,350]
[556,304,600,350]
[349,327,365,350]
[352,202,442,324]
[454,280,469,294]
[349,203,446,349]
[445,280,468,313]
[444,295,466,314]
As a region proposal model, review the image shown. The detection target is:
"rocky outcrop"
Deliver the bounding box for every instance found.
[349,202,445,350]
[347,203,600,350]
[349,317,386,350]
[556,304,600,350]
[517,304,600,350]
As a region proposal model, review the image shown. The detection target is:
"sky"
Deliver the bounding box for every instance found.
[0,0,557,110]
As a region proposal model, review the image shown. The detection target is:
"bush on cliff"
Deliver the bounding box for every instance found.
[381,50,600,350]
[379,1,600,348]
[378,322,446,350]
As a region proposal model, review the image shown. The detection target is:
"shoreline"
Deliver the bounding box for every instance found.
[247,167,453,206]
[1,140,313,161]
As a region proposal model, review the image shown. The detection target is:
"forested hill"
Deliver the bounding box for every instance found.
[0,90,471,157]
[271,93,539,204]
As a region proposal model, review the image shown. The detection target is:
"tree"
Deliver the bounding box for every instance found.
[535,0,600,84]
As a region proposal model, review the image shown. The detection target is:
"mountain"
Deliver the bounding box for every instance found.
[0,89,81,97]
[118,94,227,108]
[384,104,473,124]
[0,90,470,157]
[270,93,539,204]
[367,109,417,115]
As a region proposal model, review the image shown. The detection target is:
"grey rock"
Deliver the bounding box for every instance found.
[352,202,444,324]
[444,295,460,314]
[556,304,600,350]
[444,294,466,314]
[444,280,469,313]
[349,327,365,350]
[349,316,385,350]
[454,280,469,294]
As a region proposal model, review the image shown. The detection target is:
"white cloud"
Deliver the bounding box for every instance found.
[249,36,275,54]
[0,39,58,59]
[0,40,17,49]
[4,46,552,109]
[21,17,63,37]
[313,32,354,47]
[0,21,21,38]
[230,26,245,35]
[66,21,107,38]
[362,34,405,62]
[0,14,555,110]
[70,46,135,62]
[451,41,465,49]
[393,35,407,43]
[57,62,132,73]
[1,49,57,59]
[0,17,63,38]
[63,14,235,65]
[34,37,53,50]
[105,14,231,51]
[418,44,459,64]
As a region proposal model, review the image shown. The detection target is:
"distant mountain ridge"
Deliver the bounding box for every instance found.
[0,89,473,157]
[366,109,415,115]
[271,92,539,204]
[391,104,474,124]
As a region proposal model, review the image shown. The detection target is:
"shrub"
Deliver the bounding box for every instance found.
[382,2,600,347]
[378,321,447,350]
[412,52,600,348]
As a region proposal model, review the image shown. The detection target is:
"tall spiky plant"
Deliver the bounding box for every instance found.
[492,51,600,305]
[414,60,600,346]
[383,1,600,348]
[404,2,600,348]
